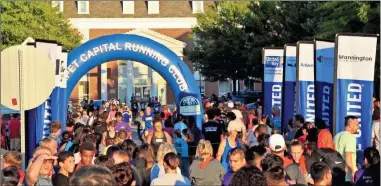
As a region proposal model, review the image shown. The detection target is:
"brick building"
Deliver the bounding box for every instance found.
[56,1,243,105]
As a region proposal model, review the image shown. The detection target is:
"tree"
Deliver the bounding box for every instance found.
[1,1,83,51]
[315,1,380,98]
[188,1,254,95]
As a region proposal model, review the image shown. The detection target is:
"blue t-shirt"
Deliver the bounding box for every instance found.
[174,138,188,158]
[122,112,131,123]
[153,101,161,113]
[271,117,281,131]
[142,113,154,130]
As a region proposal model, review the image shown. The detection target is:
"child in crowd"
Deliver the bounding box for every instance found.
[53,151,75,186]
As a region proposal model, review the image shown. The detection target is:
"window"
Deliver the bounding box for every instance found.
[194,71,205,95]
[77,1,89,14]
[122,1,134,14]
[192,1,204,13]
[51,1,64,12]
[147,1,159,14]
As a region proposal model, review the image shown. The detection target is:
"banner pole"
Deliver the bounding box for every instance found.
[18,48,26,170]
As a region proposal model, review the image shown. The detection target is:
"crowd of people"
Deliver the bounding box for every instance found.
[0,96,380,186]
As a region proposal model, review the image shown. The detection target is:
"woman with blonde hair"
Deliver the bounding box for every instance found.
[150,143,181,181]
[189,140,225,186]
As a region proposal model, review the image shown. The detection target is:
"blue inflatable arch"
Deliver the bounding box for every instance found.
[62,34,203,128]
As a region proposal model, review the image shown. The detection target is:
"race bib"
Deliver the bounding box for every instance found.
[144,131,149,136]
[156,139,163,143]
[145,117,152,121]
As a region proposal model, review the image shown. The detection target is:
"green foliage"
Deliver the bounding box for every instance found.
[187,1,379,94]
[1,1,83,51]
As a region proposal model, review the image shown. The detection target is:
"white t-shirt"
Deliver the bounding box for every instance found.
[151,173,191,186]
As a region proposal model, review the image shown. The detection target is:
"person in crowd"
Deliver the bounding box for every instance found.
[147,117,172,153]
[334,116,359,182]
[229,165,268,186]
[136,144,156,186]
[131,96,139,119]
[52,151,75,186]
[290,141,308,174]
[226,112,247,144]
[222,147,247,186]
[119,139,138,163]
[246,145,267,170]
[40,136,58,156]
[49,121,62,147]
[247,123,267,147]
[150,143,181,181]
[290,141,313,184]
[260,154,289,186]
[72,113,85,125]
[354,147,380,186]
[2,151,24,184]
[116,129,128,144]
[150,152,191,186]
[310,148,346,185]
[268,134,307,185]
[217,126,242,172]
[107,103,118,122]
[143,107,155,139]
[65,119,75,135]
[247,108,257,130]
[87,109,97,127]
[8,114,20,152]
[202,108,224,156]
[152,97,161,115]
[2,166,20,186]
[123,106,132,124]
[110,162,136,186]
[102,120,118,147]
[75,142,96,170]
[173,115,188,136]
[293,114,305,140]
[69,165,117,186]
[310,162,332,186]
[94,155,114,169]
[26,151,57,186]
[270,106,281,132]
[257,133,271,152]
[371,114,380,151]
[112,150,130,164]
[173,129,189,177]
[105,145,121,159]
[185,116,201,160]
[82,110,90,124]
[189,140,225,186]
[93,112,108,135]
[162,105,172,121]
[136,111,145,141]
[115,112,132,138]
[315,118,334,149]
[297,122,312,145]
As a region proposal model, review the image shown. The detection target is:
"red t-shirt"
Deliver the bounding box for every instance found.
[163,111,172,121]
[1,119,6,137]
[8,118,20,139]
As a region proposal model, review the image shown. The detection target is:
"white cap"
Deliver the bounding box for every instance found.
[227,102,234,108]
[269,134,286,152]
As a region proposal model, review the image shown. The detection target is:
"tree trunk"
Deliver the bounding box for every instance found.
[232,78,237,95]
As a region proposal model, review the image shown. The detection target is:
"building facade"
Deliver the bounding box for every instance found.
[57,1,245,105]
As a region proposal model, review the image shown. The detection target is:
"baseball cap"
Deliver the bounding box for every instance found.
[269,134,286,152]
[227,102,234,108]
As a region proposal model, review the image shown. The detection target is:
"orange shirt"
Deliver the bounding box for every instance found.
[281,156,294,168]
[297,155,308,175]
[317,129,335,150]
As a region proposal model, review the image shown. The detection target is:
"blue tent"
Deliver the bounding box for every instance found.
[1,105,19,114]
